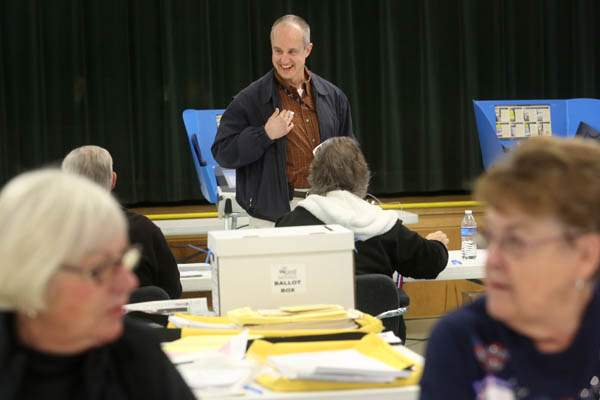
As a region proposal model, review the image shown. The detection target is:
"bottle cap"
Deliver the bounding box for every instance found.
[465,210,472,214]
[224,198,232,215]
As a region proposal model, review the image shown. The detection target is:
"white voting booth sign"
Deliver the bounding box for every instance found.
[208,225,355,315]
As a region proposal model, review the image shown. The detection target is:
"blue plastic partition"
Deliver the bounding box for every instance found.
[182,109,226,204]
[473,98,600,169]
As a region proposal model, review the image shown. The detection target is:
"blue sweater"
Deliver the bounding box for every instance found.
[420,285,600,399]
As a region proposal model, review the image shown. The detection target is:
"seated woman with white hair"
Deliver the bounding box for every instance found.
[420,137,600,399]
[0,170,195,400]
[276,137,450,341]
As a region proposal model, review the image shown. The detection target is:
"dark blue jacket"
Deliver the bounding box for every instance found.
[211,70,354,221]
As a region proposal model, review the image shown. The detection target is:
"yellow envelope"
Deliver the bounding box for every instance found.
[247,334,422,392]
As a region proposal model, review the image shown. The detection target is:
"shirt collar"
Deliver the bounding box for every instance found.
[274,67,312,95]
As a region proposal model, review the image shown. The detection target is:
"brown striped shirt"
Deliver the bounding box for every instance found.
[275,69,320,189]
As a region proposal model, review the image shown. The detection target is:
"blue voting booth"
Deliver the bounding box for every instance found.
[473,98,600,169]
[182,109,234,204]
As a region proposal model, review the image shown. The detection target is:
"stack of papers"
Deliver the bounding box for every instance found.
[179,270,206,278]
[169,315,237,330]
[169,330,256,397]
[247,333,421,391]
[166,304,384,337]
[227,304,360,330]
[124,298,209,315]
[176,352,254,396]
[267,348,412,383]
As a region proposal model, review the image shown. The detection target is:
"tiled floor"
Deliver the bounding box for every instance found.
[404,317,440,356]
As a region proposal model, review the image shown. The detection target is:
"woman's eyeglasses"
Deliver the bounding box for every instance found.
[61,244,142,285]
[477,228,576,258]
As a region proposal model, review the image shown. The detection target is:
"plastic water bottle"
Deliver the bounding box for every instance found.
[461,210,477,260]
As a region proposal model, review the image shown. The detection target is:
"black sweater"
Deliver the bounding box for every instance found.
[0,313,195,400]
[125,209,182,299]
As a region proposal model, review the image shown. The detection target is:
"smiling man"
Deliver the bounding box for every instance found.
[212,15,354,224]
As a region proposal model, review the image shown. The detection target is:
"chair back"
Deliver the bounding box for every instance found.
[355,274,409,340]
[129,285,170,303]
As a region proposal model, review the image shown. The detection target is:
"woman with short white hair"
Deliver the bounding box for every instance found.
[0,169,194,400]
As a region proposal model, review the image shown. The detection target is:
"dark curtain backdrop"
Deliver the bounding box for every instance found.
[1,0,598,204]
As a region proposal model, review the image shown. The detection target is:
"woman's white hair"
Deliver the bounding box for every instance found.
[0,169,126,314]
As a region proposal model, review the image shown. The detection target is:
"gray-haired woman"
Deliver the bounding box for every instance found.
[0,170,195,400]
[276,137,449,341]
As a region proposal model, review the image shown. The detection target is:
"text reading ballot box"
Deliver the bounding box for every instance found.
[208,225,355,315]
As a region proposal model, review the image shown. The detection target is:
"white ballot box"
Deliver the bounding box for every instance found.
[208,225,355,315]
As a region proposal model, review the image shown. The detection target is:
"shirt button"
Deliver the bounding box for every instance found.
[306,119,309,123]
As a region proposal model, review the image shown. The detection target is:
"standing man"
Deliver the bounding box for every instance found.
[212,14,354,223]
[62,145,182,299]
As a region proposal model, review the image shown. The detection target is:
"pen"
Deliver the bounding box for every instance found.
[376,308,407,319]
[243,384,264,395]
[154,306,189,314]
[397,274,404,289]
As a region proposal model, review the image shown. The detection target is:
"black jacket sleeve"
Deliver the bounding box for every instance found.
[384,222,448,279]
[338,91,354,139]
[211,93,275,169]
[356,221,448,279]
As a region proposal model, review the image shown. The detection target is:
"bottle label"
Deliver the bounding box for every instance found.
[461,227,477,236]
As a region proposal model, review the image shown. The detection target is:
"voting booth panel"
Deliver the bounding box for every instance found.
[208,225,356,315]
[473,98,600,169]
[182,108,243,218]
[182,109,225,204]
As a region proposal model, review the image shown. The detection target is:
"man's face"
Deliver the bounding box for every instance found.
[271,23,313,87]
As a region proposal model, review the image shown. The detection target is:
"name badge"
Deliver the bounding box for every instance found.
[475,376,515,400]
